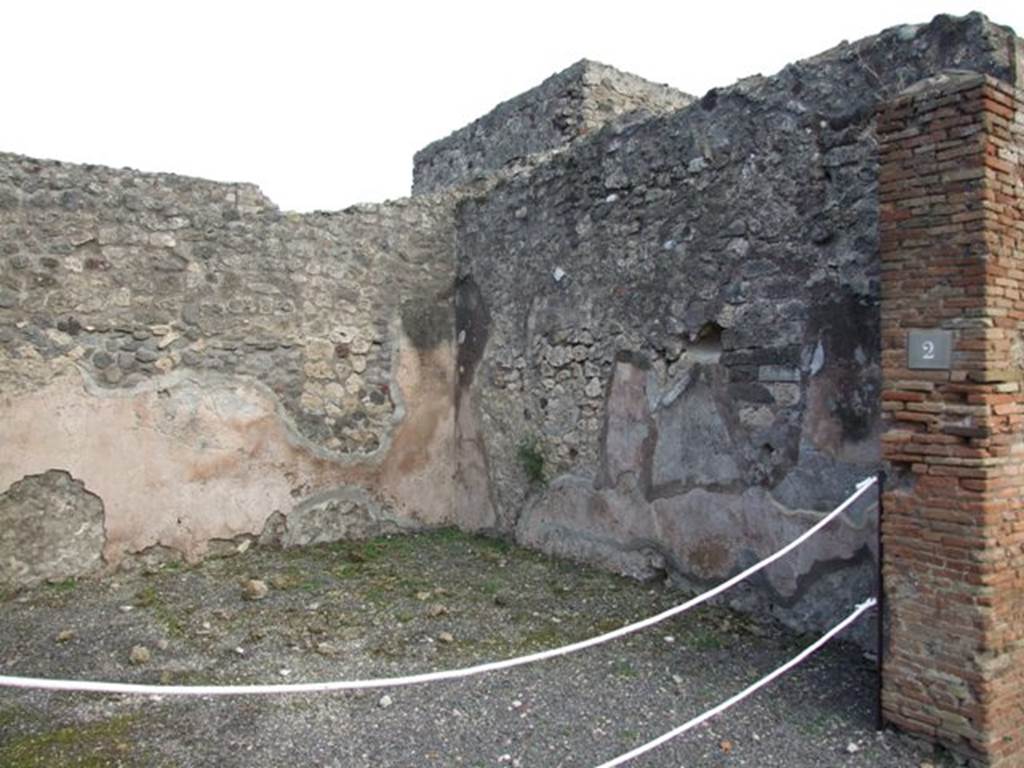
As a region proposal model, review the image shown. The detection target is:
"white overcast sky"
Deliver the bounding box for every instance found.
[3,1,1022,212]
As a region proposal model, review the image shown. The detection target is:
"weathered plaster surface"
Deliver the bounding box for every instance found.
[0,149,459,573]
[0,332,455,565]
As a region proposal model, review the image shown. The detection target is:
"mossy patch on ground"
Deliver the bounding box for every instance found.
[0,713,141,768]
[0,527,920,768]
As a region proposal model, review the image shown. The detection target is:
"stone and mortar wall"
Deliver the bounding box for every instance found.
[451,13,1023,637]
[0,52,698,591]
[0,153,459,586]
[879,74,1024,765]
[412,59,693,195]
[1,9,1021,696]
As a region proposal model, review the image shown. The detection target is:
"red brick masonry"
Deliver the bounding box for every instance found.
[878,72,1024,766]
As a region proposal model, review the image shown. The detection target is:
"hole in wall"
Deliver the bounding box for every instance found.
[686,322,723,364]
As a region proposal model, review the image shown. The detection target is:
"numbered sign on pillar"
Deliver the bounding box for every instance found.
[907,329,952,370]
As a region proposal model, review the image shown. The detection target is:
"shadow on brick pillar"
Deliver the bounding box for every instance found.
[878,70,1024,766]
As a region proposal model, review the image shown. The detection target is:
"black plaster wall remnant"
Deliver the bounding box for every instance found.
[454,274,491,397]
[807,288,881,443]
[400,293,453,351]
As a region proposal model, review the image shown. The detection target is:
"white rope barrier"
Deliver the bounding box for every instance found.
[593,597,878,768]
[0,476,877,697]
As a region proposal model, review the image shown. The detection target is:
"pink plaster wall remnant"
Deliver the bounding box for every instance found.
[517,478,872,596]
[0,335,457,566]
[599,359,651,492]
[453,388,499,533]
[514,356,878,637]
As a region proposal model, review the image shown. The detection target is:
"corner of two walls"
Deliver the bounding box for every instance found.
[4,13,1022,645]
[0,155,460,589]
[450,12,1024,639]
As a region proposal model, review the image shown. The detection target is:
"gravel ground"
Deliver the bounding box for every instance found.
[0,529,950,768]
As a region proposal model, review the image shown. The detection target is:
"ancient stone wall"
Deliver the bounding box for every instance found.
[2,10,1024,764]
[0,11,1021,657]
[879,72,1024,766]
[0,153,459,583]
[451,12,1022,636]
[412,59,692,196]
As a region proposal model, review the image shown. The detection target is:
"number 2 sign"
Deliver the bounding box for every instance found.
[908,329,952,370]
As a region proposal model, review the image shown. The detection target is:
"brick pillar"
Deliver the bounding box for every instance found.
[878,72,1024,765]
